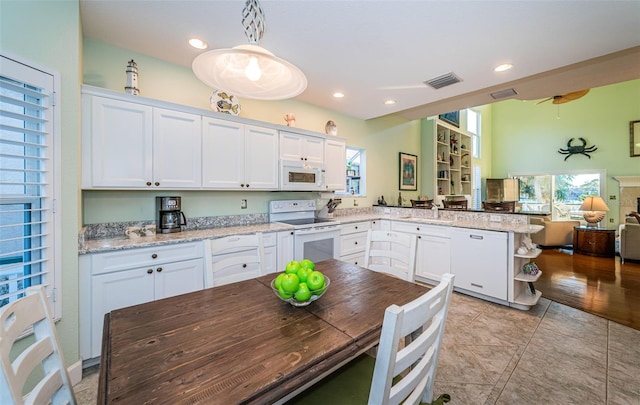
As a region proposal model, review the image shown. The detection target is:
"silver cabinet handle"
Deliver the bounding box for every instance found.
[470,235,483,240]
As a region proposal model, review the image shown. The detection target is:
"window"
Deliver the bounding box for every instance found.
[466,109,480,159]
[512,171,605,221]
[340,146,366,197]
[0,55,60,317]
[472,165,482,210]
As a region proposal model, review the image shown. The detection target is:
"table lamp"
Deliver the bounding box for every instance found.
[579,196,609,227]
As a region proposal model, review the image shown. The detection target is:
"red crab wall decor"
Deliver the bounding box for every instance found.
[558,138,598,161]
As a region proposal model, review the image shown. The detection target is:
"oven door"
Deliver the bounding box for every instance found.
[294,225,341,262]
[281,161,325,191]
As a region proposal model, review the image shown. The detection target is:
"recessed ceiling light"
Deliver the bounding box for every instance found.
[384,99,396,105]
[188,38,208,50]
[333,92,345,98]
[494,63,513,72]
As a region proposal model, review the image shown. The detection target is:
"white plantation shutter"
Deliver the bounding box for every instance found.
[0,55,58,316]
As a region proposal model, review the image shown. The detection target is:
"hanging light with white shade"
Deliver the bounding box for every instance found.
[192,0,307,100]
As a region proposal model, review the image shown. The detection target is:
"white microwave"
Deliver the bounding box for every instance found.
[281,160,326,191]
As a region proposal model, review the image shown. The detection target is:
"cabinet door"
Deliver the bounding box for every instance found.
[264,246,277,274]
[153,108,202,189]
[88,96,153,188]
[303,136,325,163]
[324,138,346,191]
[416,235,451,283]
[91,267,155,356]
[280,131,324,163]
[154,258,204,299]
[202,117,245,188]
[244,125,279,189]
[451,228,508,300]
[277,231,295,270]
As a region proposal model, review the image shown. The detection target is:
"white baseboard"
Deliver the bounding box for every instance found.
[69,360,83,386]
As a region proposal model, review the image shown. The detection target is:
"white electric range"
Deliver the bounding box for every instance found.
[269,200,341,262]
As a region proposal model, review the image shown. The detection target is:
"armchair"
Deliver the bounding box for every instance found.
[529,216,581,247]
[620,213,640,263]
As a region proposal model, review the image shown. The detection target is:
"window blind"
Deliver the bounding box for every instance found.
[0,69,53,310]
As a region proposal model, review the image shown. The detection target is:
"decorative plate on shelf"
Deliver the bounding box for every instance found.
[209,90,241,116]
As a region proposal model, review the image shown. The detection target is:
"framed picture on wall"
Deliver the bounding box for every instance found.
[399,152,418,191]
[631,120,640,157]
[439,111,460,127]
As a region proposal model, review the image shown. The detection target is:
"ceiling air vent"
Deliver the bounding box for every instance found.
[424,72,462,90]
[490,88,518,100]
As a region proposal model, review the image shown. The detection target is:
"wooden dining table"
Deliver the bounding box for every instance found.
[98,259,429,404]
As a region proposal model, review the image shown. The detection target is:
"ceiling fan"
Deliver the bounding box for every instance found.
[537,89,590,105]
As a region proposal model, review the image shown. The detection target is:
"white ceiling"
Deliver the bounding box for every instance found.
[80,0,640,120]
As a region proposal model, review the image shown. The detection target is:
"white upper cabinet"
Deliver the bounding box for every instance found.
[82,95,201,189]
[202,117,279,190]
[81,86,343,191]
[324,138,346,191]
[83,95,153,188]
[279,131,324,163]
[153,108,202,189]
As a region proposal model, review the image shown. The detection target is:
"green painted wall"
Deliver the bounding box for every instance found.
[1,0,81,365]
[491,79,640,225]
[82,38,422,223]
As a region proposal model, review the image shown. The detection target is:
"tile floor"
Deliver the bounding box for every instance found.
[74,293,640,404]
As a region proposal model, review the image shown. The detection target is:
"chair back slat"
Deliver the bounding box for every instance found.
[364,230,418,282]
[0,286,76,405]
[369,273,455,405]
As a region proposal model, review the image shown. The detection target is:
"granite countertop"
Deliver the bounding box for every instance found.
[80,211,542,255]
[79,222,292,255]
[335,214,542,234]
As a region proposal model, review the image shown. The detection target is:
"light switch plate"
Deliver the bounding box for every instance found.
[241,199,247,209]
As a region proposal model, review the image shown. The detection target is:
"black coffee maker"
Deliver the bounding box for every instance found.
[156,196,187,234]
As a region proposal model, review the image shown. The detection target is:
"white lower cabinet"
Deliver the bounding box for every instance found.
[391,221,450,283]
[277,230,295,270]
[340,221,372,266]
[450,228,508,301]
[205,232,278,287]
[80,242,205,360]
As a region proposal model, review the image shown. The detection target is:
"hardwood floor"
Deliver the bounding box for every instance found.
[534,248,640,330]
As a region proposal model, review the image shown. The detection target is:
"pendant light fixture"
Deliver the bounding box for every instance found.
[192,0,307,100]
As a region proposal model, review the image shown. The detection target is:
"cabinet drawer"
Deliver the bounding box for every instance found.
[210,252,262,287]
[392,221,450,237]
[340,232,368,256]
[91,242,204,275]
[340,221,372,235]
[340,252,366,267]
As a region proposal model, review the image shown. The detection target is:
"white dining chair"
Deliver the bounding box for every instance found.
[0,286,77,405]
[364,229,418,282]
[285,273,455,405]
[204,233,266,287]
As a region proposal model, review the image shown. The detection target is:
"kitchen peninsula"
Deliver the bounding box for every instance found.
[79,205,542,366]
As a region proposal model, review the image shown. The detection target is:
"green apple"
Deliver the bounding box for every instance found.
[297,267,311,283]
[307,271,325,291]
[294,283,312,302]
[285,260,301,274]
[278,285,293,299]
[274,273,287,289]
[281,273,300,293]
[300,259,315,271]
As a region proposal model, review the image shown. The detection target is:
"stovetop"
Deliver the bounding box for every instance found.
[269,199,339,229]
[277,218,337,226]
